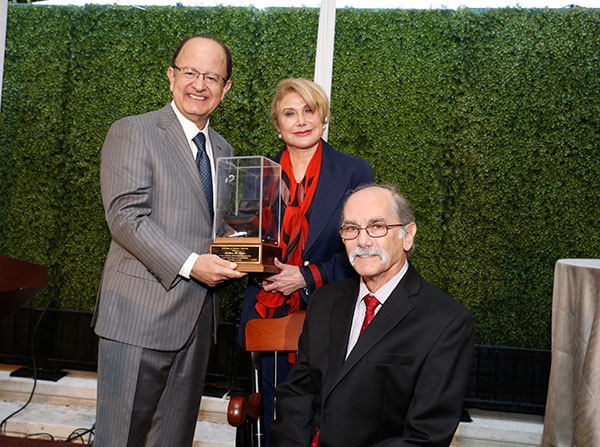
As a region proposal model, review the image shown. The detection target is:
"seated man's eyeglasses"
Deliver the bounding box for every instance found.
[173,65,227,85]
[339,223,405,240]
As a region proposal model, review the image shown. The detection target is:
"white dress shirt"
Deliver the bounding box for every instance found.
[346,261,409,359]
[170,101,217,279]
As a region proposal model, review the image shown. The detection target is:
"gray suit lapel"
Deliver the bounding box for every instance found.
[323,265,421,401]
[207,127,230,160]
[157,105,212,221]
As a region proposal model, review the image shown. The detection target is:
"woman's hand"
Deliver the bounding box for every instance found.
[261,258,307,296]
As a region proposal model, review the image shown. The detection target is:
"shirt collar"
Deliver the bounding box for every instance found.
[358,260,409,306]
[170,100,209,142]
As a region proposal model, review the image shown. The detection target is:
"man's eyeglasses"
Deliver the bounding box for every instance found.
[173,65,227,85]
[338,223,405,240]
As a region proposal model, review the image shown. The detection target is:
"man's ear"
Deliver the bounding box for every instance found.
[403,222,417,251]
[221,79,232,98]
[167,66,176,92]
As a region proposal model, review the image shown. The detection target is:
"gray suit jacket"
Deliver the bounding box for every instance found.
[93,104,233,351]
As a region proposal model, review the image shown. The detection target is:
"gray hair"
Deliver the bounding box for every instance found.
[341,183,416,251]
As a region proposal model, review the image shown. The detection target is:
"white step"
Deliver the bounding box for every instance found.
[454,409,543,446]
[0,364,236,446]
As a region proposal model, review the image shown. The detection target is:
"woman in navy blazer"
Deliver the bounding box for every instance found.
[238,78,373,444]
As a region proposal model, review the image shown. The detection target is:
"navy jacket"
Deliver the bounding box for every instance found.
[238,140,373,346]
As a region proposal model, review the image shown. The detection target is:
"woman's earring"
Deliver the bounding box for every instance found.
[278,133,282,139]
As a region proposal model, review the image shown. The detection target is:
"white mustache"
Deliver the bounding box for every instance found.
[349,246,389,266]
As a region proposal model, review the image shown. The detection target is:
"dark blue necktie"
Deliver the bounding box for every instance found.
[192,132,213,220]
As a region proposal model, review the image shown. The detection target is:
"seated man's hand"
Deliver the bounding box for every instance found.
[191,254,246,287]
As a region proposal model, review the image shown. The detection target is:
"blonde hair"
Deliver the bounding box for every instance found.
[271,78,330,126]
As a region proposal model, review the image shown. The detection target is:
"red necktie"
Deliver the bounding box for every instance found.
[360,294,380,336]
[311,294,381,446]
[312,430,320,447]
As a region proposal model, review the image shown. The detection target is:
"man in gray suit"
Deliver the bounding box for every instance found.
[93,35,245,446]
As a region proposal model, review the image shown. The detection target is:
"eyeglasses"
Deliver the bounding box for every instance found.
[338,223,405,240]
[172,65,227,85]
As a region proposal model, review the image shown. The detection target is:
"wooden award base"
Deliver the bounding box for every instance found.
[209,237,281,273]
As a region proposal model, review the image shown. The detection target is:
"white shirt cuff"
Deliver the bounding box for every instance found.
[180,253,200,279]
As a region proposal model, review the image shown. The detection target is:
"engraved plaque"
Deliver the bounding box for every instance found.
[212,245,260,263]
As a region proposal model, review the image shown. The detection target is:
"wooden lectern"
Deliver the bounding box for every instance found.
[0,255,65,381]
[0,254,48,320]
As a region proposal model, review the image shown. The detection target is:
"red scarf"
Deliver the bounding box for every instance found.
[255,142,323,319]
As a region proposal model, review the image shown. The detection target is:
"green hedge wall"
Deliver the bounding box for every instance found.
[1,5,75,312]
[1,4,599,348]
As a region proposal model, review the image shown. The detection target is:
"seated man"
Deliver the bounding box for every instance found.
[270,184,474,447]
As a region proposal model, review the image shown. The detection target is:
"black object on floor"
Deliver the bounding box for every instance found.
[0,436,89,446]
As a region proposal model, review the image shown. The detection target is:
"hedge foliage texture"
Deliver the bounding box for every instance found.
[1,4,599,348]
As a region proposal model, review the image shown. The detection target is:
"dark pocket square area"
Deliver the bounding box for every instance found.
[366,352,414,365]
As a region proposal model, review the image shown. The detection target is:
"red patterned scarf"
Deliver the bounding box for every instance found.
[255,141,323,319]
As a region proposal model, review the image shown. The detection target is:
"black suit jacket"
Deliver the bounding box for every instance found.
[271,263,475,447]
